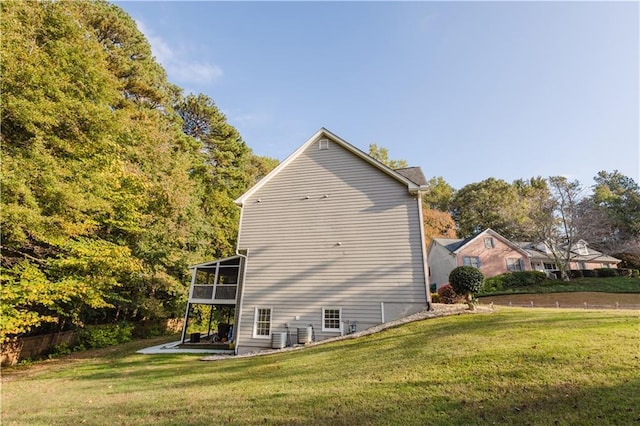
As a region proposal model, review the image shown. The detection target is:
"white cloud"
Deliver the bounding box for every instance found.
[135,19,222,85]
[171,63,223,84]
[231,111,273,128]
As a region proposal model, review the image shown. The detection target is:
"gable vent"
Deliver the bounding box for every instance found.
[318,139,329,150]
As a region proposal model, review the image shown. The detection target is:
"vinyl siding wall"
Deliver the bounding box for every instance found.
[427,243,457,290]
[236,139,427,353]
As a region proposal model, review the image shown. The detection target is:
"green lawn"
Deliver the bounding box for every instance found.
[479,276,640,296]
[2,308,639,425]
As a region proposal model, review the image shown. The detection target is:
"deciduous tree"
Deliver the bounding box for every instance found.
[450,178,524,239]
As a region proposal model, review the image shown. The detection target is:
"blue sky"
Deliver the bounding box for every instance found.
[116,1,639,190]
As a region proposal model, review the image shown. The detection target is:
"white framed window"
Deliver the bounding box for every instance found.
[506,258,524,272]
[253,307,272,338]
[318,139,329,150]
[322,308,342,332]
[463,256,481,268]
[484,237,495,248]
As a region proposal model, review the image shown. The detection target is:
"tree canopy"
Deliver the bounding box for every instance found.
[0,1,276,341]
[368,144,409,169]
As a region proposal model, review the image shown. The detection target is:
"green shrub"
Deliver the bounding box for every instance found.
[449,267,484,294]
[616,268,634,277]
[76,323,133,349]
[47,342,72,359]
[569,270,583,279]
[483,276,504,292]
[509,271,546,286]
[482,271,546,292]
[596,268,617,278]
[582,269,596,278]
[437,284,462,304]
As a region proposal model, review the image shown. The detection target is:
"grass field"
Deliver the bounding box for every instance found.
[2,308,639,425]
[479,276,640,296]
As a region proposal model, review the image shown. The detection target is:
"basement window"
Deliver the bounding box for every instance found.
[322,308,341,332]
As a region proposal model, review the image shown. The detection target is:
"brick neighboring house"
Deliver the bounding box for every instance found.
[427,229,531,290]
[516,240,621,275]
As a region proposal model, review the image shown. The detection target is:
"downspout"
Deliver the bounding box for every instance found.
[416,190,431,306]
[233,202,248,355]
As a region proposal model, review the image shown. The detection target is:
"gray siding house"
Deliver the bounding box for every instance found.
[182,128,430,355]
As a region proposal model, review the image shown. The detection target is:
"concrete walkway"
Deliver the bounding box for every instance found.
[136,340,234,355]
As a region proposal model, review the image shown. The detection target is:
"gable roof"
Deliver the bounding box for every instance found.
[395,167,428,186]
[433,229,531,258]
[432,237,469,253]
[235,128,427,206]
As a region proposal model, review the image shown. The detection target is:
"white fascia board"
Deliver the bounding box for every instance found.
[188,255,242,269]
[234,127,420,205]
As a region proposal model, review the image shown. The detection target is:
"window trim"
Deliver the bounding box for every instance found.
[252,306,273,339]
[322,307,342,332]
[484,237,495,249]
[506,257,524,272]
[462,256,481,268]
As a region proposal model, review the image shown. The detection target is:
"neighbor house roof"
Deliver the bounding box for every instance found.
[432,237,469,253]
[515,242,621,264]
[432,229,531,258]
[234,128,427,206]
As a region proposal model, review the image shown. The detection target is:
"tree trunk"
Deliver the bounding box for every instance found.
[466,293,476,311]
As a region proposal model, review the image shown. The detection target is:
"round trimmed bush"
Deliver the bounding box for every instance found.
[449,266,484,310]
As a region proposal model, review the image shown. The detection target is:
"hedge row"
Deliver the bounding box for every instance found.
[483,271,547,293]
[568,268,639,279]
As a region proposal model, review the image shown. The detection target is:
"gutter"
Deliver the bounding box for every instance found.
[416,190,430,304]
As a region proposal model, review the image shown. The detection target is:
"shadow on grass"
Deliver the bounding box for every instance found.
[32,375,640,425]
